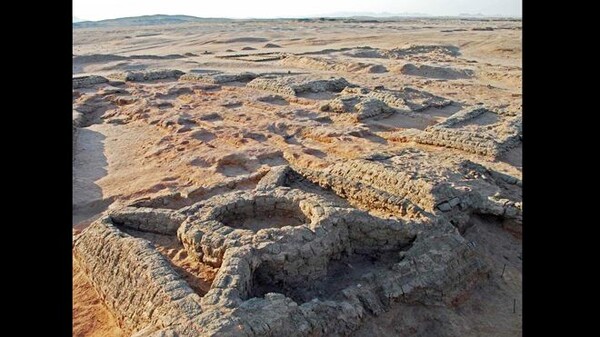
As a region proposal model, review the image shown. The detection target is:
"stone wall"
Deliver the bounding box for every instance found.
[109,207,187,235]
[73,75,108,89]
[179,72,258,84]
[411,108,522,158]
[247,76,352,96]
[107,69,184,82]
[366,86,452,112]
[287,149,522,228]
[73,216,204,335]
[169,217,485,336]
[292,159,429,218]
[319,95,396,120]
[73,153,516,337]
[317,85,452,120]
[75,183,490,337]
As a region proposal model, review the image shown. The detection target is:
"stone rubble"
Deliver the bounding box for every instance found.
[407,108,523,158]
[319,95,395,120]
[341,45,460,60]
[73,75,108,89]
[318,85,452,120]
[107,69,185,82]
[399,63,475,79]
[280,54,385,73]
[180,72,258,84]
[287,148,522,229]
[366,86,453,112]
[247,75,353,96]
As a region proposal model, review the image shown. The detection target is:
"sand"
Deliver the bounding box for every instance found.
[73,258,124,337]
[73,16,521,337]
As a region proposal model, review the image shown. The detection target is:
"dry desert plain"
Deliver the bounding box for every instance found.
[72,17,522,337]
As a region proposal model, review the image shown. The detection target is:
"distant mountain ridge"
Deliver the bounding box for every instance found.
[73,14,232,28]
[73,13,521,28]
[317,11,431,18]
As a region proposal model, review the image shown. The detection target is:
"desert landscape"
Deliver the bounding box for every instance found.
[73,15,522,337]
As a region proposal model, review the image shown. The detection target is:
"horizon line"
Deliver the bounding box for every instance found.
[73,13,523,23]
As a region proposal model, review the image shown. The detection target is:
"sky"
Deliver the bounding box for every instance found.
[73,0,522,21]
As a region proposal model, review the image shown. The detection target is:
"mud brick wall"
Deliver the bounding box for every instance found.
[320,95,395,120]
[293,160,431,217]
[72,75,108,89]
[436,108,488,128]
[237,206,410,292]
[414,109,522,158]
[186,224,487,337]
[179,72,257,84]
[76,186,490,337]
[417,128,501,156]
[177,188,334,268]
[255,165,291,191]
[289,155,521,230]
[291,77,352,94]
[107,69,184,82]
[135,231,488,337]
[73,218,204,334]
[247,76,352,96]
[281,54,373,73]
[109,207,187,235]
[247,77,297,95]
[366,87,452,111]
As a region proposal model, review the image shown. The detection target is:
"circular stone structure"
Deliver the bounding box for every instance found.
[215,195,311,231]
[177,187,340,267]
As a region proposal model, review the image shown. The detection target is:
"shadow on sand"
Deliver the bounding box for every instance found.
[72,128,113,228]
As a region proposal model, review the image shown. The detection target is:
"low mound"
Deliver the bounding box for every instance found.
[368,64,388,73]
[180,71,258,84]
[388,44,460,57]
[107,69,184,82]
[247,75,353,96]
[399,63,474,79]
[214,37,269,44]
[319,94,395,120]
[263,43,281,48]
[73,53,185,64]
[281,54,383,73]
[72,75,108,89]
[344,45,460,59]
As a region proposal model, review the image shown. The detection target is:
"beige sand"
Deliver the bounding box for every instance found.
[73,258,124,337]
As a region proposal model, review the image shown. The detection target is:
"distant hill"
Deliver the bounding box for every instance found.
[73,14,232,28]
[73,16,86,23]
[458,13,486,17]
[321,11,431,18]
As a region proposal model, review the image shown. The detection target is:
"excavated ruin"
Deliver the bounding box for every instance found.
[72,56,521,335]
[73,158,502,336]
[400,108,523,158]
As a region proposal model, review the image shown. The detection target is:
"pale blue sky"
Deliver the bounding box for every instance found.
[73,0,522,21]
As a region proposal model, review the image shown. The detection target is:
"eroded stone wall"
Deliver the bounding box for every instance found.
[410,108,522,158]
[72,216,204,335]
[74,180,490,336]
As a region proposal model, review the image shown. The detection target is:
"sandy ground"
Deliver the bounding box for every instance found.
[73,17,521,337]
[73,259,124,337]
